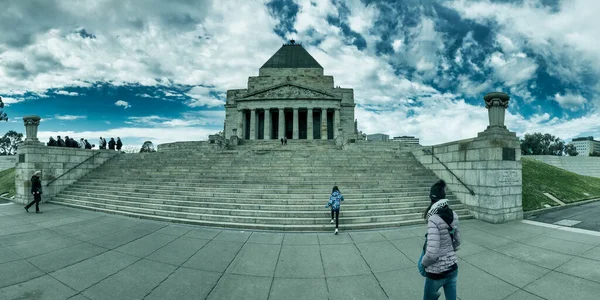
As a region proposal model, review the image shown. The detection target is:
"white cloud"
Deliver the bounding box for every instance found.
[554,92,587,111]
[115,100,131,109]
[54,114,86,120]
[485,52,538,86]
[0,96,24,105]
[185,86,224,108]
[55,90,79,96]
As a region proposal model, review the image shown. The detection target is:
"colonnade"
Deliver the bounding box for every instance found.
[238,107,340,140]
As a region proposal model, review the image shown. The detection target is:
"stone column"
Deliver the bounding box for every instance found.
[23,115,41,143]
[237,110,244,139]
[250,109,256,140]
[264,109,271,140]
[307,108,314,140]
[333,109,340,138]
[321,109,328,140]
[483,92,510,131]
[278,108,285,139]
[293,108,299,139]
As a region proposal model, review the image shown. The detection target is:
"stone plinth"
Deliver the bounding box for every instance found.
[14,143,119,205]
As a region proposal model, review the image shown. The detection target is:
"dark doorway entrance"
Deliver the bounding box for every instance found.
[299,110,307,139]
[270,110,278,140]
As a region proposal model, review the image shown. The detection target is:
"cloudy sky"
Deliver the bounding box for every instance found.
[1,0,599,147]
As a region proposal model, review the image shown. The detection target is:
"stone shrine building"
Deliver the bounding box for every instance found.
[224,41,356,141]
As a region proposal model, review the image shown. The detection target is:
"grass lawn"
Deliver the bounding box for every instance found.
[0,167,16,198]
[522,158,600,211]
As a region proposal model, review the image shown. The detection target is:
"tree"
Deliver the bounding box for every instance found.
[564,144,578,156]
[0,131,24,155]
[590,151,600,157]
[0,96,8,122]
[520,132,566,156]
[139,141,156,153]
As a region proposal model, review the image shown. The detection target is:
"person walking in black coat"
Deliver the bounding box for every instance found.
[56,136,65,147]
[108,138,116,150]
[84,139,92,149]
[116,137,123,151]
[24,171,43,213]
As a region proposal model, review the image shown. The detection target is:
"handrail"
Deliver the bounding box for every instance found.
[423,147,475,196]
[46,151,100,186]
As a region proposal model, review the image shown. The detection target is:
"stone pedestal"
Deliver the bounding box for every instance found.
[23,115,41,144]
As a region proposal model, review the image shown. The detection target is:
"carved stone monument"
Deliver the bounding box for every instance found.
[22,115,42,144]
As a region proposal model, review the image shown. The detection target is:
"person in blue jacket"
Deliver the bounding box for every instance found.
[325,186,344,234]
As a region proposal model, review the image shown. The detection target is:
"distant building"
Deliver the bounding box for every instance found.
[367,134,389,141]
[571,136,600,156]
[393,136,420,145]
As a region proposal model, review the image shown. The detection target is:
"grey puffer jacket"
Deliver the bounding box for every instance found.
[422,210,461,274]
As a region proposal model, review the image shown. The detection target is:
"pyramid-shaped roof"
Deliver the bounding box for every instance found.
[260,41,323,69]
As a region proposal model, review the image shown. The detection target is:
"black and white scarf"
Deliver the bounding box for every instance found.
[426,199,449,219]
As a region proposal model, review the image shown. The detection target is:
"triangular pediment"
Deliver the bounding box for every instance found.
[240,83,339,100]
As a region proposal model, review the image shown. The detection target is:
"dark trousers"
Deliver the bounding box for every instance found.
[26,194,41,212]
[331,209,340,228]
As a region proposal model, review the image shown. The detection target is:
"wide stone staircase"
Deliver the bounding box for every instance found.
[50,142,473,231]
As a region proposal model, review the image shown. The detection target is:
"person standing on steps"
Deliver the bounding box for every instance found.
[108,137,116,150]
[420,180,461,300]
[325,185,344,234]
[280,137,284,145]
[283,136,287,145]
[116,137,123,151]
[24,171,43,214]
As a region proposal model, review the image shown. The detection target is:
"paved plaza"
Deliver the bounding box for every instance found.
[2,203,600,300]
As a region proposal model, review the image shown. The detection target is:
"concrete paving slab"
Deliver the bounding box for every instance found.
[455,240,488,258]
[326,274,389,300]
[183,240,244,273]
[206,273,272,300]
[269,278,328,300]
[317,232,354,244]
[114,232,178,257]
[87,226,156,249]
[375,268,430,300]
[146,237,209,266]
[349,231,387,243]
[35,216,86,228]
[46,219,107,234]
[0,224,41,238]
[9,235,82,258]
[389,236,426,264]
[283,233,319,245]
[462,250,550,288]
[226,243,281,276]
[27,242,107,273]
[184,227,222,240]
[67,295,91,300]
[50,250,139,291]
[542,229,600,246]
[522,235,595,255]
[473,223,538,241]
[67,222,128,242]
[378,228,419,241]
[275,245,324,278]
[248,232,284,244]
[556,257,600,284]
[0,260,45,289]
[0,228,59,247]
[0,275,77,300]
[502,290,546,300]
[524,271,600,300]
[0,247,21,264]
[213,229,252,242]
[81,259,176,300]
[458,228,514,249]
[144,267,221,300]
[355,240,414,272]
[154,224,193,236]
[321,244,371,277]
[494,242,572,269]
[457,261,519,300]
[582,245,600,261]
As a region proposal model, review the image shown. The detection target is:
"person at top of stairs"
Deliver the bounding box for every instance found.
[325,186,344,234]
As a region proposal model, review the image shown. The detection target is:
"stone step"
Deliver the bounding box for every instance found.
[82,174,438,183]
[53,193,458,211]
[50,198,471,226]
[52,195,462,218]
[60,189,447,204]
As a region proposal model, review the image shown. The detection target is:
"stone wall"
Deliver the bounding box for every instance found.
[0,156,17,171]
[528,155,600,178]
[411,134,523,223]
[14,143,119,205]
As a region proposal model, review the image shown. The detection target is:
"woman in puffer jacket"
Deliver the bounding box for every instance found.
[421,180,461,300]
